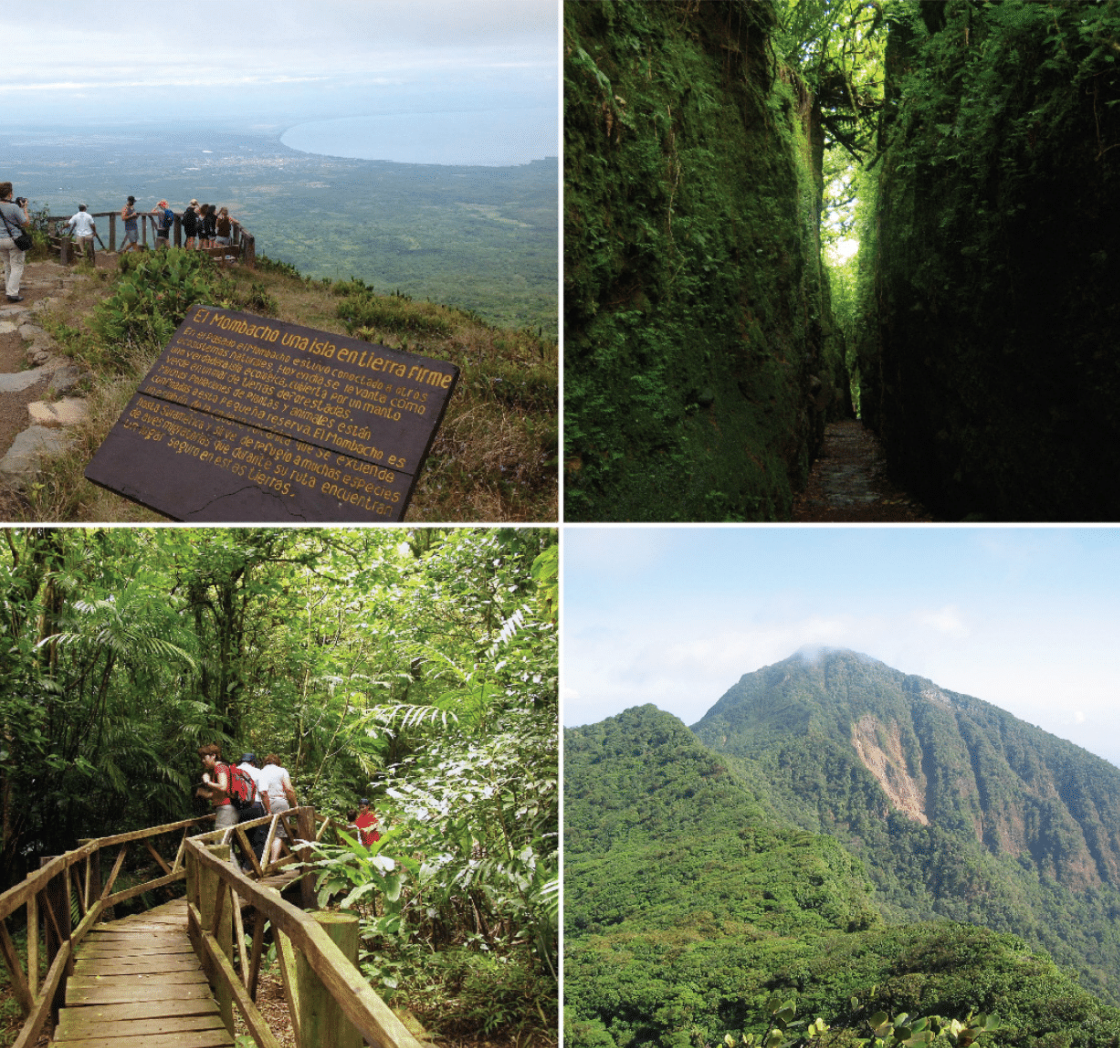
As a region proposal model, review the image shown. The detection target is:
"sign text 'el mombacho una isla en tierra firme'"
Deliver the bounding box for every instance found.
[85,306,459,521]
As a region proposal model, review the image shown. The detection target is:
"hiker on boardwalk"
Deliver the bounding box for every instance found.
[152,199,174,248]
[197,744,268,867]
[236,752,270,864]
[258,753,299,863]
[66,205,97,262]
[120,196,140,253]
[197,742,238,831]
[0,182,30,303]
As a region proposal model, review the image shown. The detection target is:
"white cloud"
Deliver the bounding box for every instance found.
[916,604,968,638]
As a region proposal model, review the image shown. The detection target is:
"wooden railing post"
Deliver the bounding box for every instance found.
[108,212,117,252]
[26,889,38,1000]
[40,857,72,1024]
[297,807,316,911]
[198,843,234,1035]
[296,913,361,1048]
[77,841,102,917]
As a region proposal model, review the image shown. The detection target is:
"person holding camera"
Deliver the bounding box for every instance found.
[0,183,31,303]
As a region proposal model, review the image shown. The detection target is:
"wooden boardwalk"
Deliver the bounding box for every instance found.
[1,809,422,1048]
[54,899,232,1048]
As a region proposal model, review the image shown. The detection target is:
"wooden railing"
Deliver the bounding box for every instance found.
[0,808,422,1048]
[0,813,216,1048]
[184,832,424,1048]
[43,209,256,265]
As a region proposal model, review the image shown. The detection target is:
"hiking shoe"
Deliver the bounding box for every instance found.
[6,295,23,303]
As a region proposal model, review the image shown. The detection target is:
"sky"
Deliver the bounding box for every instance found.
[563,527,1120,767]
[2,0,557,152]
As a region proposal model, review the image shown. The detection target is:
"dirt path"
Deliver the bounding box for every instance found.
[792,419,935,522]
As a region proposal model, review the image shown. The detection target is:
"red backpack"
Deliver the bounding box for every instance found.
[219,762,259,811]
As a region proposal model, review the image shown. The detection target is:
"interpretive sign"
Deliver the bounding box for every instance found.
[85,305,459,521]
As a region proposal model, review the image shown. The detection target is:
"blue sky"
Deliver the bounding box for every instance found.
[3,1,557,141]
[563,526,1120,766]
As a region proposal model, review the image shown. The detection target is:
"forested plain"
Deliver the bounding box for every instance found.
[2,128,558,335]
[565,703,1120,1048]
[0,526,558,1045]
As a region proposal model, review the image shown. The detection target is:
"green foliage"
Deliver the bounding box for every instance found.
[859,0,1120,518]
[691,650,1120,1005]
[0,525,557,1041]
[336,284,456,339]
[296,529,558,1042]
[564,0,848,521]
[726,995,997,1048]
[564,698,1120,1048]
[12,131,557,335]
[87,250,236,368]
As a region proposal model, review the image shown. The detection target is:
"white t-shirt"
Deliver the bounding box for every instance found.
[237,761,264,800]
[68,211,96,237]
[257,763,292,802]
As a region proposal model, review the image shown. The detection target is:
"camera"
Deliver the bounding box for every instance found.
[15,198,27,208]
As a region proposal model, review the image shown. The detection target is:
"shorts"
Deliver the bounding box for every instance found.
[269,797,292,838]
[214,803,238,830]
[122,228,138,244]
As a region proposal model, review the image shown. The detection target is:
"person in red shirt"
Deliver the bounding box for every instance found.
[353,798,380,847]
[197,743,237,831]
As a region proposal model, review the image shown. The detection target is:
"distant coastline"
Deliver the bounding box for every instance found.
[279,109,557,167]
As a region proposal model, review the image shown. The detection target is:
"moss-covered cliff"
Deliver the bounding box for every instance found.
[564,0,848,522]
[859,0,1120,521]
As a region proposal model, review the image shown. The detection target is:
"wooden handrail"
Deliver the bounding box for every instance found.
[0,807,384,1048]
[186,837,424,1048]
[0,812,217,1048]
[42,209,255,263]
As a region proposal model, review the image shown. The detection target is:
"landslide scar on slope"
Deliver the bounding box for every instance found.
[851,714,929,825]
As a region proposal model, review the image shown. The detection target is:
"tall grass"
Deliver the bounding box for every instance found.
[10,251,557,523]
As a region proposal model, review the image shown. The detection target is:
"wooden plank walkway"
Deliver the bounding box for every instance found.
[52,899,233,1048]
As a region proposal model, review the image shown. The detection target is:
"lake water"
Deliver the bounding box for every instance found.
[281,108,557,166]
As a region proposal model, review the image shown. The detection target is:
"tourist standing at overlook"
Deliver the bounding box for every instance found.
[215,206,233,247]
[0,182,30,303]
[120,196,140,253]
[258,753,299,864]
[66,205,97,262]
[152,199,174,248]
[202,204,218,248]
[182,199,200,250]
[196,203,211,248]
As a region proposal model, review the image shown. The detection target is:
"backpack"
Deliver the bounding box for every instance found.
[220,762,259,811]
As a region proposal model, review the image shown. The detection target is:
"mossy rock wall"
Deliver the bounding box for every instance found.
[862,0,1120,520]
[564,0,848,522]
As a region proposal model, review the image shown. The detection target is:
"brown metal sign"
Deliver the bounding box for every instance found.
[86,306,459,521]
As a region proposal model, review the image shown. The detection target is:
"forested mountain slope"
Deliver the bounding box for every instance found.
[691,649,1120,1003]
[565,705,1120,1048]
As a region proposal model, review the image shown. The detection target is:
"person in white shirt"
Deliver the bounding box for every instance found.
[257,754,300,863]
[66,205,97,262]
